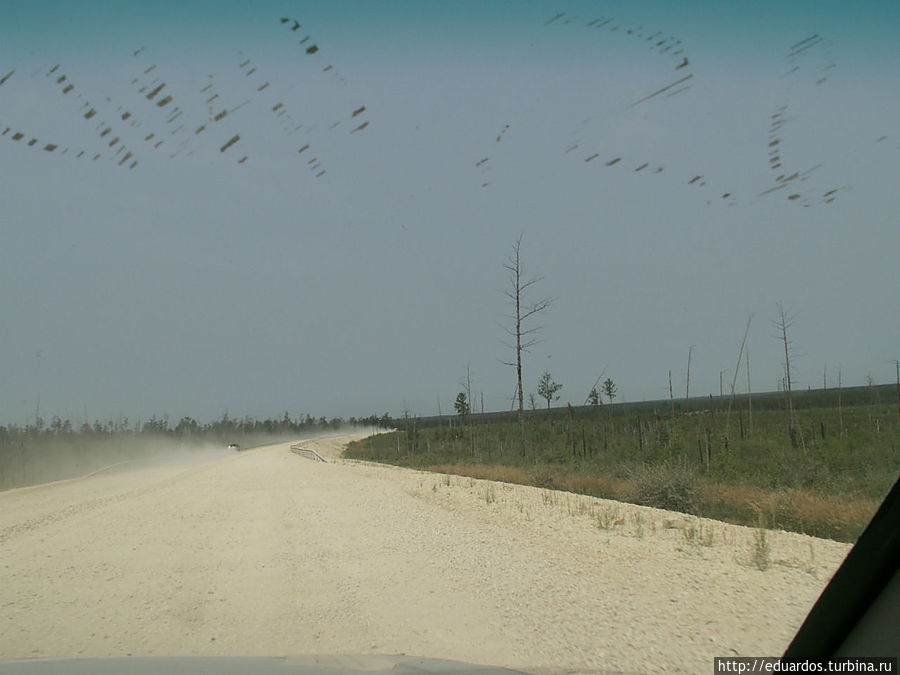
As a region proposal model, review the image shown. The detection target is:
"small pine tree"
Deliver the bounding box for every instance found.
[454,392,469,416]
[602,378,617,404]
[538,370,563,411]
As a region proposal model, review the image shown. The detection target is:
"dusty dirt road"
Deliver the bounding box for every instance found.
[0,433,851,673]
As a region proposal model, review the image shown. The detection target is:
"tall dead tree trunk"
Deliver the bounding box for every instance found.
[725,314,753,439]
[503,234,551,459]
[775,302,796,433]
[892,360,900,429]
[838,366,844,439]
[685,345,694,401]
[746,348,753,437]
[464,362,475,457]
[668,369,675,418]
[775,302,805,452]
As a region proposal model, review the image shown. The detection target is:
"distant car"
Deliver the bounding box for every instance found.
[227,443,240,451]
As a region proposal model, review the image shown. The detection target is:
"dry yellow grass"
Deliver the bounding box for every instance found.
[423,463,531,485]
[419,463,879,541]
[697,482,880,540]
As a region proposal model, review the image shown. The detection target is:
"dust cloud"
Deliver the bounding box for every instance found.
[0,438,227,492]
[0,428,375,493]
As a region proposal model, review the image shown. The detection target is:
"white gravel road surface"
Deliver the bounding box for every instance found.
[0,433,852,673]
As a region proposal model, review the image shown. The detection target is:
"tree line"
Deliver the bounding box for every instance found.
[0,410,394,447]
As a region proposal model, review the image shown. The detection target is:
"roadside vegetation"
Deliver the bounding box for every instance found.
[346,389,900,543]
[345,237,899,543]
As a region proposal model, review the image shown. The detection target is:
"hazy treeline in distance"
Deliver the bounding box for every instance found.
[347,383,900,542]
[0,411,393,491]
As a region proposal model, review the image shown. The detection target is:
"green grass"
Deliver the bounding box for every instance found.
[345,402,899,542]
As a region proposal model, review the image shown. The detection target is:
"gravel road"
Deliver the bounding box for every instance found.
[0,433,851,673]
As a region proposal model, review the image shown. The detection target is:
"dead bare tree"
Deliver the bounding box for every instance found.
[725,314,753,438]
[774,302,804,451]
[890,359,900,429]
[838,365,844,438]
[502,234,551,458]
[583,367,607,406]
[685,344,695,400]
[775,303,795,425]
[460,362,475,457]
[668,369,675,418]
[746,348,753,437]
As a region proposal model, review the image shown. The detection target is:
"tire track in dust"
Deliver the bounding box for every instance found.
[0,459,224,545]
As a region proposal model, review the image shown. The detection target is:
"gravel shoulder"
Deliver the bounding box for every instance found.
[0,433,852,673]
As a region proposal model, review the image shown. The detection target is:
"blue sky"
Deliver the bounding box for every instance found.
[2,1,899,424]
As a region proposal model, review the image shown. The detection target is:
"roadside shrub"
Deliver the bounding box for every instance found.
[751,526,771,571]
[528,465,556,489]
[627,459,698,514]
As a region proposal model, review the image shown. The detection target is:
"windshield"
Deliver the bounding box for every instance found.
[1,1,898,673]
